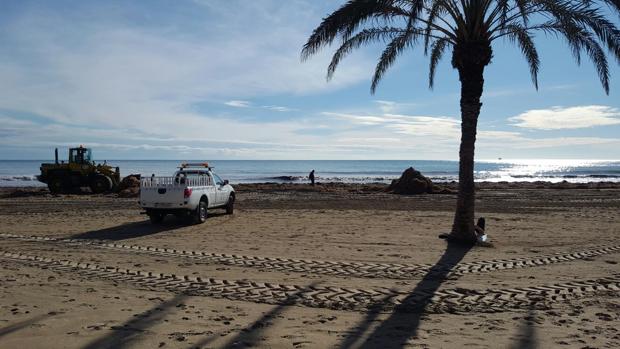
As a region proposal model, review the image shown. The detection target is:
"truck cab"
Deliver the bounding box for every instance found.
[140,163,235,224]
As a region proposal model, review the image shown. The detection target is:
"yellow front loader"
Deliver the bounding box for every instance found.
[38,146,120,194]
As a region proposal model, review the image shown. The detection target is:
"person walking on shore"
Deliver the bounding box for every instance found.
[309,170,315,186]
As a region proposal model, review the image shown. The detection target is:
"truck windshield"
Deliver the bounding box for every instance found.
[213,174,224,186]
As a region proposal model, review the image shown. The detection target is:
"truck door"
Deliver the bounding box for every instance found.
[205,173,218,208]
[212,173,227,205]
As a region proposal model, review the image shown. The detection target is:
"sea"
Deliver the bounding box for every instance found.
[1,159,619,187]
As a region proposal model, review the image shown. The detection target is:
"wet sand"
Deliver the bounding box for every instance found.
[0,184,619,348]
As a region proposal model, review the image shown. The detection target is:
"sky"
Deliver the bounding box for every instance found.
[0,0,619,160]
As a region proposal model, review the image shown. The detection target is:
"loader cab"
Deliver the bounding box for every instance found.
[69,146,92,165]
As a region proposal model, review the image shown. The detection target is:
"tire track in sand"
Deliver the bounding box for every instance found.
[2,250,619,314]
[1,233,619,280]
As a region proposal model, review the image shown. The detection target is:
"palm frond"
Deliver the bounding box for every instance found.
[328,27,405,80]
[371,29,417,93]
[301,0,407,61]
[532,1,620,62]
[572,30,610,93]
[485,0,510,30]
[424,1,452,54]
[515,0,531,25]
[600,0,620,17]
[523,17,610,93]
[566,7,620,64]
[505,24,540,89]
[428,38,451,89]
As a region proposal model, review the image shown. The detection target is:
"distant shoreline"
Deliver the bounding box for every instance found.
[2,159,620,186]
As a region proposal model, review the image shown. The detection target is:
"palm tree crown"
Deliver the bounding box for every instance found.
[302,0,620,94]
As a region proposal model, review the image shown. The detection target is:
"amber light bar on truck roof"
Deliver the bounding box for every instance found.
[179,162,212,169]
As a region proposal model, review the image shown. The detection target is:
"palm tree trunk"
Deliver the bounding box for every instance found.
[450,63,485,244]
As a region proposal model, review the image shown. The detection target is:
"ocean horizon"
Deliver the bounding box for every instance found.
[2,159,619,187]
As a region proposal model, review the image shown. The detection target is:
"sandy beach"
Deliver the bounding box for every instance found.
[1,183,619,348]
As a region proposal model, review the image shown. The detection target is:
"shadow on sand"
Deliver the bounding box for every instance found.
[509,306,539,349]
[68,212,229,241]
[69,220,178,240]
[339,241,472,349]
[81,294,188,349]
[189,282,320,349]
[0,313,53,339]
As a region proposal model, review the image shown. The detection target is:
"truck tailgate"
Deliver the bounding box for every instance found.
[140,185,186,208]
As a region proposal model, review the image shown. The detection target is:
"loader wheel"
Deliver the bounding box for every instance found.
[90,175,113,194]
[194,200,208,224]
[225,194,235,214]
[48,177,65,194]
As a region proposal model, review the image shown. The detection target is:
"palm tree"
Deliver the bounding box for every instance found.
[302,0,620,244]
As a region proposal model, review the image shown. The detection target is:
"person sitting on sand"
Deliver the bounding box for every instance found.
[309,170,315,186]
[475,217,487,242]
[438,217,487,242]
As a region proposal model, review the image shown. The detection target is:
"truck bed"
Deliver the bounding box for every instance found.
[140,176,215,210]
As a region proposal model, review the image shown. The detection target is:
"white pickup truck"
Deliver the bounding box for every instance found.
[140,163,235,224]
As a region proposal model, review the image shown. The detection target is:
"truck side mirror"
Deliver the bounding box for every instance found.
[223,180,229,185]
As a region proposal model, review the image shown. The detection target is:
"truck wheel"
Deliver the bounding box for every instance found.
[149,212,165,224]
[90,175,113,194]
[225,194,234,214]
[48,177,65,194]
[194,201,207,224]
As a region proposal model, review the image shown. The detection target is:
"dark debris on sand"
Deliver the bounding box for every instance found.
[1,179,619,199]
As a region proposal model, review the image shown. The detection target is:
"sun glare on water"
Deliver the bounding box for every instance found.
[476,159,620,182]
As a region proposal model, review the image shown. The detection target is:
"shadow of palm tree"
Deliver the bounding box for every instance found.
[189,282,320,349]
[0,313,53,338]
[338,241,472,349]
[81,294,188,349]
[509,306,539,349]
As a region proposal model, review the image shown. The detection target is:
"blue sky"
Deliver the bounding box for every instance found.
[0,0,619,160]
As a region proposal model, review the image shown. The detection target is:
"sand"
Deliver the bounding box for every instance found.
[0,184,619,348]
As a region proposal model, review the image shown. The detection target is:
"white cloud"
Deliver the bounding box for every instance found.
[0,1,373,153]
[513,137,619,149]
[1,2,618,160]
[374,100,397,113]
[262,105,295,112]
[476,130,620,150]
[323,112,460,138]
[224,101,294,112]
[510,105,620,129]
[225,100,251,108]
[478,130,523,140]
[337,137,401,144]
[374,100,418,113]
[385,114,459,137]
[323,112,387,125]
[320,109,620,157]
